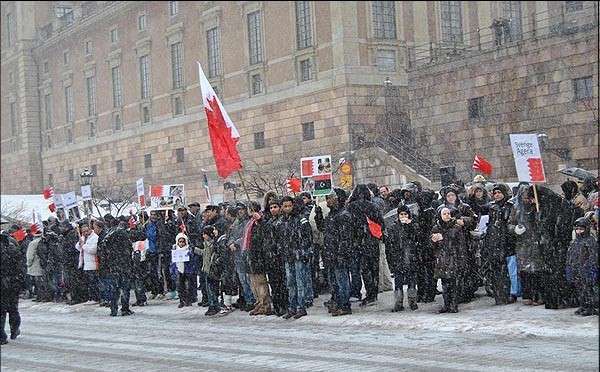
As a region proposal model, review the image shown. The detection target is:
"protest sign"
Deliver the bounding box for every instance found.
[300,155,333,196]
[136,178,145,207]
[509,134,546,183]
[81,185,92,201]
[150,184,185,209]
[62,192,78,209]
[171,249,190,263]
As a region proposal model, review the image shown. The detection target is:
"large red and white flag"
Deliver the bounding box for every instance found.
[197,62,242,179]
[472,154,493,176]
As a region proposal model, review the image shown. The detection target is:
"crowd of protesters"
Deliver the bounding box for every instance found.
[2,175,598,344]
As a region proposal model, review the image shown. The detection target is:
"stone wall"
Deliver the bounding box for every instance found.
[407,27,598,187]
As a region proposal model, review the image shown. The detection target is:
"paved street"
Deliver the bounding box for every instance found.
[1,294,598,372]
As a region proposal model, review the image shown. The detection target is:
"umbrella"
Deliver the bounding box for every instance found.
[559,167,596,181]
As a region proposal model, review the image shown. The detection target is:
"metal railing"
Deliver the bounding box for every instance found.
[409,2,598,69]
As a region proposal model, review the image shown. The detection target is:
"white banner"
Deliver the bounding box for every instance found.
[62,191,78,209]
[81,185,92,201]
[136,178,145,197]
[54,193,64,208]
[509,134,546,183]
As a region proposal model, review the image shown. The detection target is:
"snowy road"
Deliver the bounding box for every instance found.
[1,292,598,372]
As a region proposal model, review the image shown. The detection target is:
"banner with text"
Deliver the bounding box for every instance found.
[509,133,546,183]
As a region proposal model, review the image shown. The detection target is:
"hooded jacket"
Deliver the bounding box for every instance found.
[431,207,465,279]
[317,190,354,268]
[510,184,545,273]
[385,205,419,275]
[347,184,384,256]
[566,218,598,285]
[483,183,515,261]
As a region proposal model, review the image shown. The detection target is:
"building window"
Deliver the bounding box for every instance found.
[43,61,49,73]
[247,11,263,65]
[500,1,522,41]
[207,27,221,78]
[84,40,92,55]
[295,1,313,49]
[89,120,96,138]
[114,114,122,131]
[468,97,484,119]
[573,76,593,101]
[44,94,52,129]
[112,66,123,108]
[6,13,15,47]
[91,164,97,175]
[441,1,463,43]
[66,126,73,144]
[65,86,74,123]
[376,50,396,72]
[68,169,74,181]
[176,148,184,163]
[300,59,313,82]
[10,102,18,136]
[63,50,70,65]
[86,76,97,117]
[46,134,52,149]
[173,96,183,116]
[171,42,183,89]
[8,72,14,84]
[142,106,151,124]
[110,28,118,43]
[251,74,263,95]
[144,154,152,168]
[55,6,73,24]
[139,55,151,99]
[138,14,147,31]
[565,1,583,12]
[372,1,396,40]
[116,160,123,174]
[48,173,54,186]
[169,1,179,16]
[302,122,315,141]
[254,132,265,149]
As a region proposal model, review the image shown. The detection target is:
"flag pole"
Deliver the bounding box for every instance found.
[237,170,252,202]
[532,183,540,213]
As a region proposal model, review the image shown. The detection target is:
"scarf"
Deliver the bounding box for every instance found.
[241,217,258,251]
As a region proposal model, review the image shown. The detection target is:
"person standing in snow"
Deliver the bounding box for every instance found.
[385,205,420,312]
[75,223,100,304]
[1,231,25,345]
[245,202,273,316]
[264,198,288,317]
[566,217,598,316]
[172,233,197,308]
[431,207,464,313]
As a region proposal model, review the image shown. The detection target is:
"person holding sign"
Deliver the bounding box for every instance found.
[171,233,196,308]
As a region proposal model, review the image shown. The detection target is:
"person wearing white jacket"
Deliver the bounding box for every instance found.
[75,224,100,303]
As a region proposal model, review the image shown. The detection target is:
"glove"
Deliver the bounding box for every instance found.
[514,225,526,235]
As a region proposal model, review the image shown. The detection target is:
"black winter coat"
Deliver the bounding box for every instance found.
[263,216,284,268]
[385,220,419,274]
[318,206,354,267]
[37,232,62,273]
[483,199,515,262]
[248,219,268,274]
[277,213,313,263]
[101,227,133,276]
[62,229,80,271]
[431,219,465,279]
[1,234,25,297]
[347,200,384,256]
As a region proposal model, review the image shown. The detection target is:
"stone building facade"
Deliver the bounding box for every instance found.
[1,1,598,202]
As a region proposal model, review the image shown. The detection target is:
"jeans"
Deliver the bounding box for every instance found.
[302,261,314,303]
[84,271,100,302]
[235,256,255,304]
[349,255,362,299]
[99,276,114,303]
[206,277,221,310]
[0,294,20,342]
[285,260,309,312]
[333,264,351,311]
[108,274,131,313]
[506,255,521,297]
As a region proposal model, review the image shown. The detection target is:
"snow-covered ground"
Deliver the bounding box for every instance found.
[1,289,597,372]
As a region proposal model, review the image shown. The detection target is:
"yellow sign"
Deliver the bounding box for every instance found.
[340,162,352,175]
[340,175,353,189]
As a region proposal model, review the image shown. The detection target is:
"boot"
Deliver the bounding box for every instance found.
[392,289,404,312]
[408,288,418,311]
